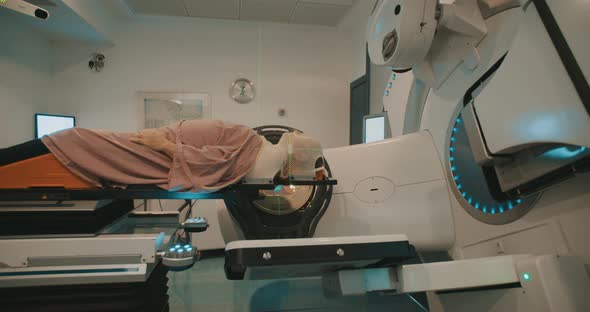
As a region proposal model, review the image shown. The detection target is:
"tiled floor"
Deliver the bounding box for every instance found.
[168,256,427,312]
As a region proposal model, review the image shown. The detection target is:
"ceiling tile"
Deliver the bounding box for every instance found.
[125,0,188,17]
[291,2,351,26]
[240,0,298,23]
[184,0,240,19]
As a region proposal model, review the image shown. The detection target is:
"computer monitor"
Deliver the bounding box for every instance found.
[363,113,391,143]
[35,113,75,138]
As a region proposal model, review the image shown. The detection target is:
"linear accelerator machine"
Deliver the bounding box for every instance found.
[218,0,590,311]
[1,0,589,311]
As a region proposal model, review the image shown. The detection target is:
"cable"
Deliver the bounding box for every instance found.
[169,200,201,245]
[177,200,191,212]
[406,294,430,312]
[186,200,197,222]
[158,199,164,211]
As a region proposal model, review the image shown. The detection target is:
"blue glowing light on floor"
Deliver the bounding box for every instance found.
[449,116,524,215]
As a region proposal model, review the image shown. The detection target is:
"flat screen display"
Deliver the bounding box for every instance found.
[364,115,386,143]
[35,114,75,138]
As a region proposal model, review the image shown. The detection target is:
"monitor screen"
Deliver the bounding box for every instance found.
[35,114,75,138]
[364,115,386,143]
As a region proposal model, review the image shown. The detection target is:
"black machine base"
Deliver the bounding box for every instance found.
[0,199,134,236]
[0,263,170,312]
[225,237,416,280]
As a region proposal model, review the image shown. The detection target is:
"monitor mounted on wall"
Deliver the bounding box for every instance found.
[35,113,76,139]
[363,112,391,143]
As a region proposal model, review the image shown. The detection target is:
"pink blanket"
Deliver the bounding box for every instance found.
[41,120,262,192]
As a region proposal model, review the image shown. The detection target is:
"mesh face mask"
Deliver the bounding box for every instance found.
[282,132,324,178]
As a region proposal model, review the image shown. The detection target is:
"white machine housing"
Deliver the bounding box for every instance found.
[372,0,590,197]
[473,0,590,153]
[315,131,454,251]
[217,131,455,252]
[367,0,437,69]
[323,253,590,312]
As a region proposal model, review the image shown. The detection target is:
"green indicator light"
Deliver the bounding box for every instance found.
[523,273,531,281]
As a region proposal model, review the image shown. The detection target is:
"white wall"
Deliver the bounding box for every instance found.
[0,21,51,146]
[48,17,350,148]
[339,0,377,82]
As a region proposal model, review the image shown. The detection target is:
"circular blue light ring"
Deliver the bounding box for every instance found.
[449,117,523,215]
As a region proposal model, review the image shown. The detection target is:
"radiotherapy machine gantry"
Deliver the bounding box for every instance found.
[369,0,590,224]
[1,0,590,311]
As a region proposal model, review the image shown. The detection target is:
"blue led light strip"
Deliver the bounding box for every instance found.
[449,117,522,215]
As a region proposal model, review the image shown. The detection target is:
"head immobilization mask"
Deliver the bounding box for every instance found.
[281,132,324,177]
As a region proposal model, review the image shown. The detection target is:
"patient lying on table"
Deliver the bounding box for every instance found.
[0,120,324,192]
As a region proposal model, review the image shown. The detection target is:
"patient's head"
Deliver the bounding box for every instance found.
[278,132,325,179]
